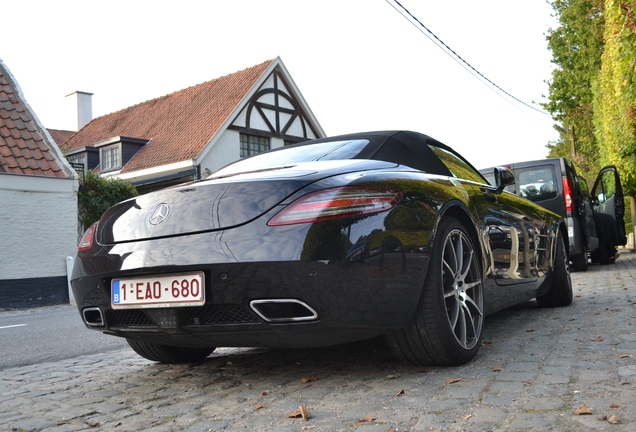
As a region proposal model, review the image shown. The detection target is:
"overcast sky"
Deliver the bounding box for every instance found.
[1,0,558,170]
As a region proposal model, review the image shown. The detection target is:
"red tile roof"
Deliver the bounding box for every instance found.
[0,64,68,178]
[63,59,276,173]
[48,128,76,147]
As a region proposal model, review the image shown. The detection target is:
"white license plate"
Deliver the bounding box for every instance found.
[111,272,205,309]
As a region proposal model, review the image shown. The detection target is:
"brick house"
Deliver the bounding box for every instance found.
[56,58,325,194]
[0,59,79,308]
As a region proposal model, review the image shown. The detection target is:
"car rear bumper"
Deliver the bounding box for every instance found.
[71,257,427,349]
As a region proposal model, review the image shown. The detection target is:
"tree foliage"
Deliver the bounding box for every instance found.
[593,0,636,195]
[78,170,138,231]
[544,0,605,178]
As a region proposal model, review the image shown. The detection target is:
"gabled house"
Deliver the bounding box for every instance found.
[0,59,79,309]
[57,58,325,194]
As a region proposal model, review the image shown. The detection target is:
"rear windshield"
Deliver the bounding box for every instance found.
[516,166,558,202]
[210,139,369,178]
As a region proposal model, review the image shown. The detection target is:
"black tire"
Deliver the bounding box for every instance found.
[536,230,573,307]
[385,217,484,366]
[571,242,588,272]
[126,339,215,363]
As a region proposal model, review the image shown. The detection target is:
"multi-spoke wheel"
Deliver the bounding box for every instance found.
[385,217,484,366]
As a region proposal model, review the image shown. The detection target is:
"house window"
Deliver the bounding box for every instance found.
[240,134,270,158]
[68,155,86,168]
[101,146,121,171]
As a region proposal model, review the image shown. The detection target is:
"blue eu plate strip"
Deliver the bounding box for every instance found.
[112,280,121,304]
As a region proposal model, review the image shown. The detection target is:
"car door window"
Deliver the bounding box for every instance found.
[515,166,558,203]
[594,170,616,204]
[578,177,590,201]
[428,145,488,184]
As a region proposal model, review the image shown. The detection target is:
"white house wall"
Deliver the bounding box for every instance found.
[0,175,78,281]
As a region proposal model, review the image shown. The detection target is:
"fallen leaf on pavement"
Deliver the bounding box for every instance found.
[610,404,619,408]
[492,367,502,371]
[56,422,80,426]
[526,328,535,332]
[619,354,634,358]
[86,422,100,428]
[574,404,593,415]
[287,405,311,420]
[302,377,318,383]
[464,414,472,419]
[254,403,263,409]
[301,427,318,430]
[593,336,604,342]
[385,375,398,379]
[595,311,601,315]
[416,369,432,373]
[360,415,375,422]
[522,380,533,383]
[481,340,493,345]
[299,405,310,420]
[608,415,619,424]
[446,378,462,384]
[396,390,405,396]
[260,391,270,396]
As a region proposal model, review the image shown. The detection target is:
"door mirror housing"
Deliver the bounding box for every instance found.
[493,167,515,194]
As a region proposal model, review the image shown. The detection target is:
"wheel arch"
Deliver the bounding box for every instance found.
[437,203,484,267]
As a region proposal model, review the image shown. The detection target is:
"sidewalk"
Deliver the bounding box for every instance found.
[1,253,636,431]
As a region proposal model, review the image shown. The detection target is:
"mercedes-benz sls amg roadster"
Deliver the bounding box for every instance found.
[71,131,572,366]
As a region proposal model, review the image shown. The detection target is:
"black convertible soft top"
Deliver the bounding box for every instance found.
[281,130,457,177]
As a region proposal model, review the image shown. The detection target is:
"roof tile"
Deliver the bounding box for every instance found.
[0,63,69,178]
[64,59,275,173]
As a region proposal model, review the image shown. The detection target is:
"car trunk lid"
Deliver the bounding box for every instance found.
[97,160,397,244]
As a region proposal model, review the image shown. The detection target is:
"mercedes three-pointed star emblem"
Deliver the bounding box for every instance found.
[149,203,170,225]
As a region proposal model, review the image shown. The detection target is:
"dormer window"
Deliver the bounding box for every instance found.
[101,145,121,172]
[94,136,148,173]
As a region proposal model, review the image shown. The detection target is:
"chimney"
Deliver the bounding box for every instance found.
[65,91,93,130]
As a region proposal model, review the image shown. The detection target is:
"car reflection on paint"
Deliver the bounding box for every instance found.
[71,131,572,367]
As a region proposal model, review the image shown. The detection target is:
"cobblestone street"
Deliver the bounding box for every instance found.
[2,252,636,432]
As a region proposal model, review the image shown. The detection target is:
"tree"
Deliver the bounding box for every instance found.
[544,0,605,178]
[78,170,139,232]
[593,0,636,231]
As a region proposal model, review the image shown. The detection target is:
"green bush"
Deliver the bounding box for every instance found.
[78,170,138,231]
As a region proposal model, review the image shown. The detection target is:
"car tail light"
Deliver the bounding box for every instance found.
[78,223,96,250]
[268,186,402,226]
[562,177,574,212]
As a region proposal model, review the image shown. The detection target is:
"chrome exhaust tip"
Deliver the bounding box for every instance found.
[249,299,319,323]
[82,307,105,327]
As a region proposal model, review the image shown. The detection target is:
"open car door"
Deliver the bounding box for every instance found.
[591,165,627,247]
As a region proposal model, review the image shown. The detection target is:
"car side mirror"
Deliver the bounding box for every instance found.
[493,167,515,194]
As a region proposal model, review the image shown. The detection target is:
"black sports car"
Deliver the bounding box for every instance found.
[71,131,572,366]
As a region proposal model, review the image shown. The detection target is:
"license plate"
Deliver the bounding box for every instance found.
[111,272,205,309]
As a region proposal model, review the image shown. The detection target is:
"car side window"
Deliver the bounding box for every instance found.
[578,177,590,201]
[428,145,488,184]
[596,171,616,204]
[515,166,558,203]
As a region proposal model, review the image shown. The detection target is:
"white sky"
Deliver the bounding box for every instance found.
[1,0,558,170]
